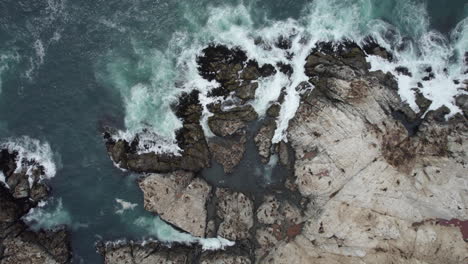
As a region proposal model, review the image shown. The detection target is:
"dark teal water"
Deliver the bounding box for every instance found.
[0,0,466,263]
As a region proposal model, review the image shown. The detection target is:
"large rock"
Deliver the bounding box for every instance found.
[138,171,211,237]
[215,188,254,241]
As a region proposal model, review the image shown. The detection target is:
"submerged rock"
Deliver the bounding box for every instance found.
[198,45,275,102]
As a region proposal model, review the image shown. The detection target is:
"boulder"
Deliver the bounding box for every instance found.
[138,171,211,237]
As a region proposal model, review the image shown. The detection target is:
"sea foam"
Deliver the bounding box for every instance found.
[103,0,467,152]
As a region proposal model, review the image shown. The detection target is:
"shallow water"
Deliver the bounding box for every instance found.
[0,0,466,263]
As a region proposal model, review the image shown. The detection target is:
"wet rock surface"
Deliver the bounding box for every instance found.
[0,149,72,264]
[101,42,468,264]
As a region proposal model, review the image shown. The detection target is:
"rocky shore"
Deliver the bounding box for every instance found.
[0,149,72,264]
[102,41,468,264]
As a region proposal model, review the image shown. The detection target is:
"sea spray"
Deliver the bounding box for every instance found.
[101,0,467,151]
[134,216,234,250]
[0,136,57,183]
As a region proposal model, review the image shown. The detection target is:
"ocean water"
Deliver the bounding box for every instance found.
[0,0,466,263]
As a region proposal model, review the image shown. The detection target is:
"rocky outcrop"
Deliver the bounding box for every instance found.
[261,41,468,264]
[101,42,467,264]
[0,149,71,264]
[104,90,210,173]
[138,171,211,237]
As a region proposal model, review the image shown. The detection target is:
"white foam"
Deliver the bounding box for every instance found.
[23,198,71,230]
[115,198,138,214]
[134,216,234,251]
[104,0,467,154]
[0,136,57,187]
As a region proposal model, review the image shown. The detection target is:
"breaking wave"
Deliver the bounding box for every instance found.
[0,136,57,184]
[99,0,467,152]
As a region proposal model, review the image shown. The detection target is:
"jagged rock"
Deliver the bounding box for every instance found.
[362,37,393,61]
[138,171,211,237]
[208,104,258,137]
[215,188,254,240]
[105,90,210,173]
[304,42,369,76]
[197,45,274,101]
[0,149,72,264]
[414,89,432,113]
[209,136,246,173]
[254,120,276,163]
